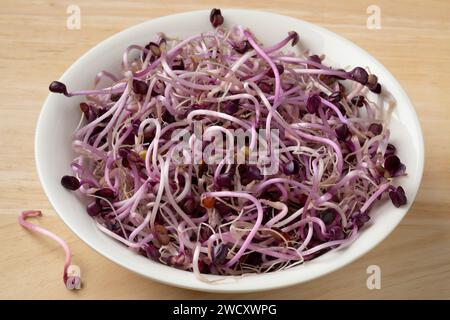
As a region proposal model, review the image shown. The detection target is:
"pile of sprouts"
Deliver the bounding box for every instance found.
[49,9,407,279]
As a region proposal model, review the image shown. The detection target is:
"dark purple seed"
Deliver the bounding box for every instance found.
[281,160,300,175]
[216,174,233,189]
[95,188,116,199]
[351,95,366,107]
[389,186,407,208]
[349,67,369,85]
[143,127,155,143]
[328,91,342,103]
[88,134,102,146]
[233,41,251,54]
[105,220,121,232]
[149,42,162,57]
[132,80,148,95]
[176,109,189,121]
[158,37,167,47]
[352,211,370,228]
[144,244,160,261]
[308,55,322,64]
[222,100,239,115]
[242,252,262,266]
[198,161,208,178]
[84,106,97,122]
[152,84,164,97]
[49,81,68,95]
[282,83,294,91]
[306,94,322,113]
[214,201,236,216]
[306,94,321,114]
[261,208,273,225]
[289,31,299,46]
[271,227,291,243]
[192,103,210,110]
[155,224,170,245]
[132,119,141,135]
[162,111,175,123]
[336,82,346,94]
[127,150,141,163]
[212,244,228,265]
[122,131,135,145]
[209,8,224,28]
[79,102,90,119]
[182,197,205,218]
[101,207,115,216]
[199,227,213,242]
[331,194,341,203]
[296,194,308,206]
[97,107,108,118]
[389,190,400,207]
[239,165,263,185]
[337,103,347,115]
[319,91,328,99]
[222,164,236,175]
[260,187,282,202]
[149,55,157,64]
[144,42,162,58]
[329,226,345,240]
[319,209,336,225]
[197,260,209,274]
[397,186,407,202]
[150,87,158,97]
[266,64,284,77]
[335,124,349,141]
[118,148,130,159]
[110,93,121,102]
[259,82,272,93]
[368,123,383,135]
[367,74,378,89]
[370,83,382,94]
[86,202,102,217]
[385,143,396,158]
[61,175,80,191]
[384,155,401,175]
[171,59,184,71]
[91,125,104,136]
[240,175,253,186]
[332,69,347,81]
[345,153,356,164]
[169,253,186,266]
[176,174,186,187]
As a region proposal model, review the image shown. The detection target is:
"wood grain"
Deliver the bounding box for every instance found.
[0,0,449,299]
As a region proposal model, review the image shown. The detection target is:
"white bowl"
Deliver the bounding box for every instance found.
[35,9,424,293]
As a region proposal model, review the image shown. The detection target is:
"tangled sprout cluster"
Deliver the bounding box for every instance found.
[51,9,407,279]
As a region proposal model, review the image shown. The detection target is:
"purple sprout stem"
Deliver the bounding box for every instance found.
[203,191,264,267]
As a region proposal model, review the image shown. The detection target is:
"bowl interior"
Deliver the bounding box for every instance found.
[35,9,424,292]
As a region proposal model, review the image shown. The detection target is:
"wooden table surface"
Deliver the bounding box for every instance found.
[1,0,449,300]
